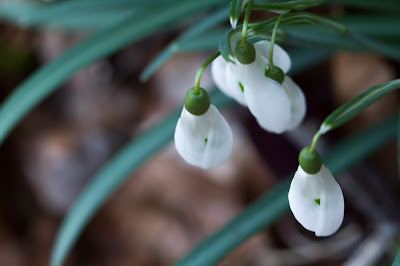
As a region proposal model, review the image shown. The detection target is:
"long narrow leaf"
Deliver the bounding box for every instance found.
[327,0,400,13]
[394,247,400,266]
[140,8,229,82]
[321,79,400,133]
[229,0,243,29]
[176,115,398,266]
[51,48,331,266]
[253,0,325,11]
[0,0,225,146]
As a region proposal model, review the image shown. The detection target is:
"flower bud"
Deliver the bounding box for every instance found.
[184,87,210,116]
[265,66,285,84]
[299,147,322,174]
[234,40,256,65]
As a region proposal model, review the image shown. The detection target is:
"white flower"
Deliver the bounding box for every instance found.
[288,165,344,237]
[211,39,306,134]
[174,104,233,169]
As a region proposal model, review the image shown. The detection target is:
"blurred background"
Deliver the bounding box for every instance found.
[0,1,400,265]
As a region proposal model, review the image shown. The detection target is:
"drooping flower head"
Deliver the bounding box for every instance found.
[174,87,233,169]
[211,37,306,134]
[288,147,344,236]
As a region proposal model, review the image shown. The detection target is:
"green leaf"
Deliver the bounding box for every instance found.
[0,0,178,30]
[321,79,400,134]
[394,247,400,266]
[327,0,400,13]
[230,0,243,29]
[253,0,326,11]
[51,48,330,266]
[0,0,225,146]
[176,115,398,266]
[332,15,400,38]
[219,12,347,61]
[140,7,229,82]
[50,89,233,266]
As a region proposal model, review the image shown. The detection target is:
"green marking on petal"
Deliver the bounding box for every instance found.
[204,138,208,143]
[238,82,244,93]
[314,198,321,205]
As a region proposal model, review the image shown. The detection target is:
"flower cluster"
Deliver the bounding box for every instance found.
[173,5,344,238]
[211,39,306,134]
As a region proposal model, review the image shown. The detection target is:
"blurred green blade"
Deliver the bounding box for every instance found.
[394,247,400,266]
[0,0,224,146]
[51,49,330,266]
[0,0,178,30]
[333,15,400,37]
[176,115,398,266]
[140,7,229,82]
[51,89,233,266]
[327,0,400,13]
[253,0,325,11]
[322,79,400,133]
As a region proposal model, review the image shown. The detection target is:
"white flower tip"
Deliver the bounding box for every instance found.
[230,17,238,29]
[319,123,331,134]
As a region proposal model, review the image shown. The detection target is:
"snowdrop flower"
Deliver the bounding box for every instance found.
[288,147,344,237]
[174,87,233,169]
[211,38,306,134]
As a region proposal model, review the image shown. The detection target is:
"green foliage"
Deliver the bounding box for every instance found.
[0,0,225,146]
[321,79,400,133]
[140,7,230,82]
[394,247,400,266]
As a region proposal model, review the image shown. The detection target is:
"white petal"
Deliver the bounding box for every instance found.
[211,55,242,102]
[224,53,267,106]
[243,74,291,133]
[257,41,291,73]
[288,165,344,237]
[315,166,345,237]
[224,61,248,106]
[282,76,306,130]
[174,105,233,169]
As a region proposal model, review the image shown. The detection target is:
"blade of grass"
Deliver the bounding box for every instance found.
[327,0,400,13]
[51,49,330,266]
[0,0,225,146]
[176,115,398,266]
[140,7,229,82]
[394,247,400,266]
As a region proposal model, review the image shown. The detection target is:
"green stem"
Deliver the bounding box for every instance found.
[240,0,254,48]
[309,130,321,154]
[194,51,221,94]
[269,14,283,71]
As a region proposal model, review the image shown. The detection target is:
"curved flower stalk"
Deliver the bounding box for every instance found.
[211,39,306,133]
[174,104,233,169]
[230,0,289,28]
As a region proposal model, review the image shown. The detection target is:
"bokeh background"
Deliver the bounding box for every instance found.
[0,1,399,265]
